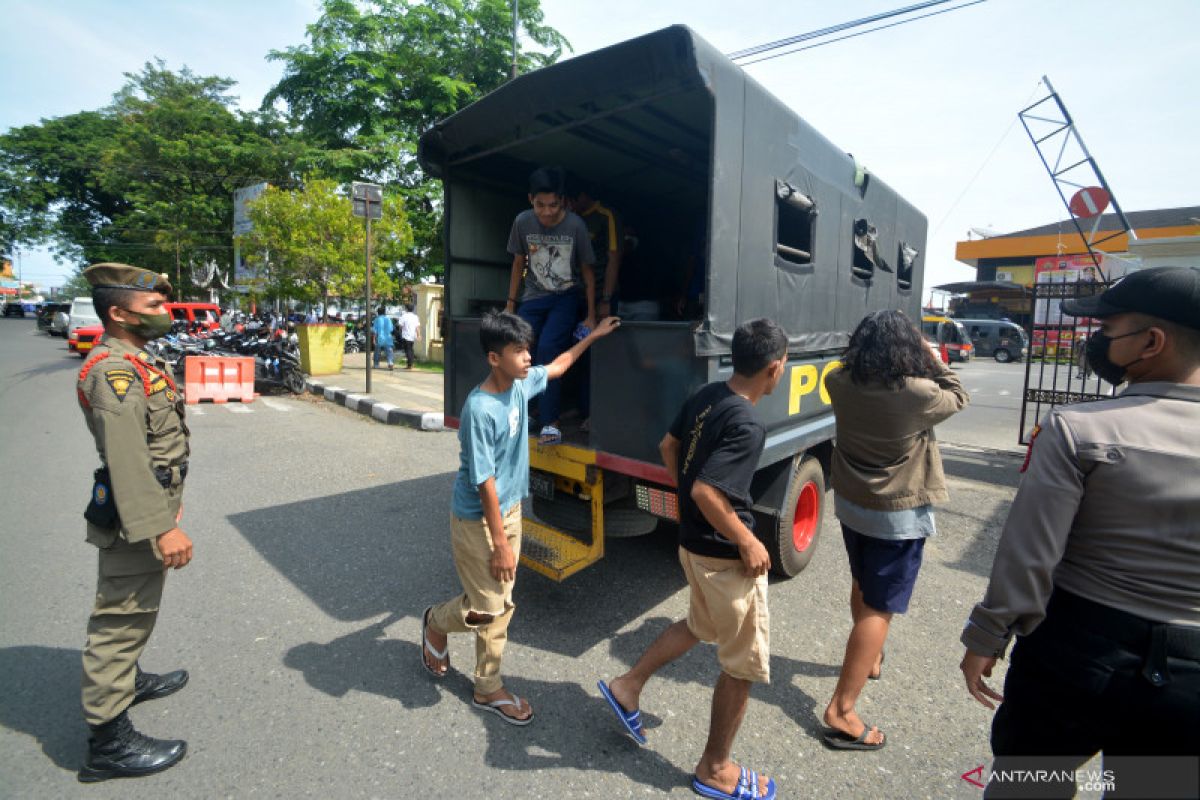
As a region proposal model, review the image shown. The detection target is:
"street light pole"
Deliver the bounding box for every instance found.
[511,0,519,79]
[351,182,383,397]
[365,212,373,395]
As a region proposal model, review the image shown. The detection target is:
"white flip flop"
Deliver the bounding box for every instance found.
[472,694,534,726]
[420,606,448,679]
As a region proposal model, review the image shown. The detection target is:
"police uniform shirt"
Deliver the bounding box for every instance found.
[962,382,1200,658]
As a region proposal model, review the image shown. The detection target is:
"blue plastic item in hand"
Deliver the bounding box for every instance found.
[572,322,591,341]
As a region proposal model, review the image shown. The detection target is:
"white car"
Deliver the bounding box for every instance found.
[67,297,101,337]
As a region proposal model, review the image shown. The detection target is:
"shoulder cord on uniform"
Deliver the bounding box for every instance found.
[122,355,156,395]
[78,351,110,382]
[131,354,177,393]
[76,352,111,410]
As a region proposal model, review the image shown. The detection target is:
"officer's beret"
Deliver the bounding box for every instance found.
[1061,266,1200,330]
[84,263,173,294]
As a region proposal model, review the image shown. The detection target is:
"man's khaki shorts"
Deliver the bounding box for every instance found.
[679,546,770,683]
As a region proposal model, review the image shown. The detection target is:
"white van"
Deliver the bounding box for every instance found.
[68,297,101,336]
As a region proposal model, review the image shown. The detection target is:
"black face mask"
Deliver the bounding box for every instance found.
[1085,328,1148,385]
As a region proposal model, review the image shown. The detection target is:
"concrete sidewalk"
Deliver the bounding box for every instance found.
[305,351,446,430]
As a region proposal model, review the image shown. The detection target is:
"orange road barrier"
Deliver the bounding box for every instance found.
[184,356,256,404]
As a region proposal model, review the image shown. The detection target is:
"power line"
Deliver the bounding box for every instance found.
[733,0,988,67]
[727,0,954,60]
[930,80,1046,238]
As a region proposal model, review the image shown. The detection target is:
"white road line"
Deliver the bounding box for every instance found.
[259,398,292,412]
[998,390,1011,396]
[189,406,206,415]
[380,384,444,402]
[971,388,981,393]
[224,404,253,414]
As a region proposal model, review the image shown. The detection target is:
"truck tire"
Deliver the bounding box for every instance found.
[762,456,826,578]
[531,494,659,538]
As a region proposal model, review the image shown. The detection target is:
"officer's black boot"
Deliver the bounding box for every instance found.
[132,663,189,705]
[77,711,187,782]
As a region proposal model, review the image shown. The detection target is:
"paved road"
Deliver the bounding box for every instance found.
[935,360,1030,453]
[1,318,1103,799]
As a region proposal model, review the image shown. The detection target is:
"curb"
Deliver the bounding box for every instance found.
[305,379,444,431]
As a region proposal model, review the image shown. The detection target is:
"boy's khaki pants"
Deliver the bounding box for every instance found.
[429,505,522,695]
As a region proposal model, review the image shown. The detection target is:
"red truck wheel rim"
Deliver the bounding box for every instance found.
[792,481,819,552]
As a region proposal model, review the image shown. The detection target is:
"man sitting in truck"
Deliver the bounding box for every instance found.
[504,167,597,444]
[598,318,788,800]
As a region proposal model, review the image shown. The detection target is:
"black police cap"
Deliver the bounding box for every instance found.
[1060,266,1200,331]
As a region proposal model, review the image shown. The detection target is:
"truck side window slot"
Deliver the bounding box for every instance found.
[852,218,890,282]
[774,180,816,268]
[897,242,917,292]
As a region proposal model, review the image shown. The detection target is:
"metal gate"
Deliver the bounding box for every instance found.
[1019,277,1117,444]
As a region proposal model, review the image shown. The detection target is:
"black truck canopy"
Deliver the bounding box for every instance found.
[419,25,926,355]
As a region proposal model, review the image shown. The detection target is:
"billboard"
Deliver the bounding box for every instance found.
[233,183,268,237]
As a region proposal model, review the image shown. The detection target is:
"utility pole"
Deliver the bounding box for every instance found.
[352,182,383,395]
[511,0,519,79]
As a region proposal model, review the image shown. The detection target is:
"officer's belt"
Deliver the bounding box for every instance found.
[1049,589,1200,672]
[153,463,188,488]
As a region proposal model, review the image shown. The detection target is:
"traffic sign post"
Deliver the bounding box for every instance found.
[1068,186,1111,219]
[352,183,383,394]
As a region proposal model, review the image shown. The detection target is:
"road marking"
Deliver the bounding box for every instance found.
[971,388,981,393]
[379,384,443,402]
[998,390,1011,396]
[260,398,292,412]
[189,406,206,415]
[225,404,253,414]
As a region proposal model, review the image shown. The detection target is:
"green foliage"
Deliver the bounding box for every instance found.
[240,177,413,316]
[0,62,315,296]
[267,0,568,150]
[265,0,570,280]
[1,3,569,292]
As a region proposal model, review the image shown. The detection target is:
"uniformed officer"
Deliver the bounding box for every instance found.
[75,263,194,782]
[959,266,1200,798]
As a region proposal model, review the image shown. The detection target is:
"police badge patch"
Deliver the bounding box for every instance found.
[104,368,136,401]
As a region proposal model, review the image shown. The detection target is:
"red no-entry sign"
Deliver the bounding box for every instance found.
[1068,187,1111,219]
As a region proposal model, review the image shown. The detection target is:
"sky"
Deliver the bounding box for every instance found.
[2,0,1197,299]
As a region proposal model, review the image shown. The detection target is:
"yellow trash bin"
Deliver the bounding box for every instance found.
[297,323,345,376]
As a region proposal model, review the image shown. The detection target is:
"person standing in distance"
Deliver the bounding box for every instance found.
[961,266,1200,798]
[398,303,421,370]
[372,306,395,371]
[75,263,193,782]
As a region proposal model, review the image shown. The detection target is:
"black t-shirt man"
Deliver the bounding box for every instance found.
[669,382,767,559]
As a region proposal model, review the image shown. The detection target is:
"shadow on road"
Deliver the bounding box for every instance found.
[229,476,689,658]
[0,645,83,771]
[283,613,441,710]
[605,616,840,745]
[939,447,1021,577]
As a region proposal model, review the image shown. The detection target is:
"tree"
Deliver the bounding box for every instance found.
[240,177,413,319]
[264,0,570,280]
[0,62,316,296]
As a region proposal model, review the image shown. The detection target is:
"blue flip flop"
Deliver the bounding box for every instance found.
[597,680,646,745]
[692,767,777,800]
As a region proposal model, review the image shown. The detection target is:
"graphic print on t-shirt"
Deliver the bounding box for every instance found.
[526,234,576,292]
[508,405,520,438]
